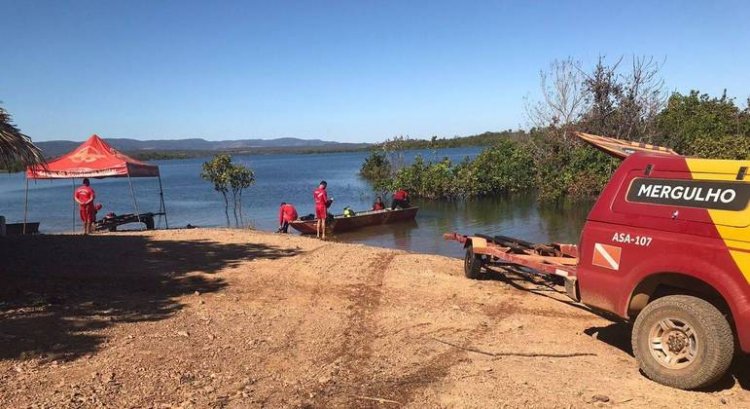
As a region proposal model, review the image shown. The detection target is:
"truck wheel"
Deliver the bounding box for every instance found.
[464,246,484,279]
[632,295,734,390]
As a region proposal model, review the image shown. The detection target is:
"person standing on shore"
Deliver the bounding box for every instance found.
[277,202,298,233]
[313,180,331,239]
[74,178,96,235]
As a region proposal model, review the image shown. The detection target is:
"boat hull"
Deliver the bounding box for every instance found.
[289,207,418,234]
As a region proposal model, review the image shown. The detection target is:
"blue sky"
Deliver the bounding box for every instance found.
[1,1,749,143]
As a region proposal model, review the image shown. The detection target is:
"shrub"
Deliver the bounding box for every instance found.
[360,151,392,182]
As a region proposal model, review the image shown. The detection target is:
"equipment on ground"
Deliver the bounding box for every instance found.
[95,212,162,232]
[4,222,40,236]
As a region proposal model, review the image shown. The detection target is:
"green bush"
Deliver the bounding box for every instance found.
[689,135,750,160]
[471,139,535,195]
[375,140,537,199]
[531,136,617,202]
[360,151,392,182]
[361,88,750,203]
[655,91,750,157]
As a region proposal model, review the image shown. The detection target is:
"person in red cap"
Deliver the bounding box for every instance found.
[74,178,96,234]
[313,180,332,239]
[277,202,298,233]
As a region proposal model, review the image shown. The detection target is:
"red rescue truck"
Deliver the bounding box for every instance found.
[445,135,750,390]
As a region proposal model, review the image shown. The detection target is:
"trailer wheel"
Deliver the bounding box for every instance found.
[631,295,734,390]
[464,246,484,279]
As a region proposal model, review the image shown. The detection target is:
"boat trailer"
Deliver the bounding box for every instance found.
[443,232,580,298]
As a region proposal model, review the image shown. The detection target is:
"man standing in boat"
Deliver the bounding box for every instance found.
[277,202,298,233]
[74,178,96,235]
[313,181,332,239]
[391,188,410,210]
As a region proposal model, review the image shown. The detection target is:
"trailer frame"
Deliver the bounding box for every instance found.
[443,232,581,299]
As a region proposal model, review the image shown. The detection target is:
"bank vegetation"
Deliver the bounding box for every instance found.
[362,57,750,201]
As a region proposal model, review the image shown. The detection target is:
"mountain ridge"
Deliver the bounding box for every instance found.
[36,137,368,157]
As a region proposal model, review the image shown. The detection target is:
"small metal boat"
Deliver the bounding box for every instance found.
[289,207,418,234]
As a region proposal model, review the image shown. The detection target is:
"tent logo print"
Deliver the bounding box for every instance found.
[70,146,106,163]
[592,243,622,270]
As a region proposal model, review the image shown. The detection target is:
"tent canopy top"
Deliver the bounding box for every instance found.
[26,134,160,179]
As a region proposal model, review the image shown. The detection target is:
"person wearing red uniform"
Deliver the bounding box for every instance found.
[372,196,385,211]
[74,178,96,235]
[391,188,410,210]
[277,202,298,233]
[313,180,331,239]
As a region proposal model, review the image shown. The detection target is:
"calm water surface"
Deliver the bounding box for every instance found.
[0,147,592,258]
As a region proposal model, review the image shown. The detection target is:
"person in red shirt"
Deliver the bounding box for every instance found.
[372,196,385,211]
[391,188,410,210]
[74,178,96,235]
[313,180,332,239]
[277,202,298,233]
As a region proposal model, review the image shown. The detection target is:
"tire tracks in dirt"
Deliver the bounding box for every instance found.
[249,245,402,408]
[306,251,395,407]
[353,324,492,408]
[251,243,353,407]
[309,252,494,408]
[208,243,345,408]
[265,244,336,354]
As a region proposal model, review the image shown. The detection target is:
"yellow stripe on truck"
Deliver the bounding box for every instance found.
[686,158,750,284]
[728,250,750,284]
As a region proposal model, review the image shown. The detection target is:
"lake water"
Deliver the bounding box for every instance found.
[0,147,593,258]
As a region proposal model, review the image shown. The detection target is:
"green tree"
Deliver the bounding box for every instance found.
[228,164,255,227]
[201,154,233,227]
[360,151,392,183]
[201,154,256,227]
[578,56,665,140]
[579,57,621,137]
[360,61,748,203]
[523,55,667,201]
[471,139,535,195]
[655,90,750,157]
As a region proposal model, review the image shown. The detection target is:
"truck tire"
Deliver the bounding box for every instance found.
[631,295,734,390]
[464,246,483,279]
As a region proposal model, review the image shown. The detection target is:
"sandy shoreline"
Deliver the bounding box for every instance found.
[1,228,747,408]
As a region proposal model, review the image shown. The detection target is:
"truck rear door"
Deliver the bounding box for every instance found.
[611,158,750,237]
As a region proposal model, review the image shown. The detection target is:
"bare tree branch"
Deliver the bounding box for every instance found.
[525,58,588,141]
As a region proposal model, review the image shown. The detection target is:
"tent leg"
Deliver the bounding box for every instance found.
[158,175,169,229]
[23,178,29,235]
[127,174,142,228]
[73,178,77,233]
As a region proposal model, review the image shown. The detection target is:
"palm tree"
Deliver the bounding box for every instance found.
[0,104,44,168]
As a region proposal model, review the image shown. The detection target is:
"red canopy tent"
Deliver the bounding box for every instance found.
[25,134,168,231]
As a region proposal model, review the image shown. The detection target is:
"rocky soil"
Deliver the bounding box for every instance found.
[1,229,747,408]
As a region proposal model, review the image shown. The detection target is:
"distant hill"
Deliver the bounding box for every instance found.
[34,130,529,159]
[36,137,370,157]
[373,130,529,150]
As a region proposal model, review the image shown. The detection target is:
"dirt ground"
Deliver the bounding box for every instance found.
[1,229,747,408]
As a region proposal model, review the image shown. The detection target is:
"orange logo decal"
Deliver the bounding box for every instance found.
[70,146,106,163]
[592,243,622,270]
